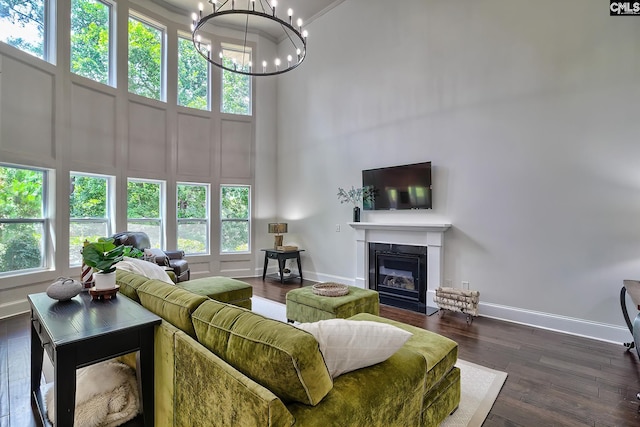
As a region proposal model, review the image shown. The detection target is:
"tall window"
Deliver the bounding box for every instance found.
[177,33,209,110]
[0,164,48,275]
[220,185,250,253]
[127,178,164,248]
[70,0,113,85]
[221,43,251,116]
[177,183,209,255]
[69,172,113,266]
[128,13,164,100]
[0,0,52,61]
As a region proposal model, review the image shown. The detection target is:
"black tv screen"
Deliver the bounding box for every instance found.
[362,162,432,210]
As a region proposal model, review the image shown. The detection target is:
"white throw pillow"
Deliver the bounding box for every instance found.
[116,257,174,284]
[296,319,412,378]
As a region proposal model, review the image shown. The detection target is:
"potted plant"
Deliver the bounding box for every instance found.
[82,238,142,290]
[337,186,374,222]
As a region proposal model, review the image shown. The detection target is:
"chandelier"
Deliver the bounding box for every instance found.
[191,0,308,76]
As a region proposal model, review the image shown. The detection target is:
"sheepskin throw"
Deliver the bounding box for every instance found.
[46,360,139,427]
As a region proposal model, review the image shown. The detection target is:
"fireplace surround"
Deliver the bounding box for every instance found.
[349,222,451,315]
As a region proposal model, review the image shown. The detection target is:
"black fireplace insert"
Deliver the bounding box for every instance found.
[368,243,429,313]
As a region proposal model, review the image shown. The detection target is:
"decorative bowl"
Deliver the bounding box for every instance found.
[312,282,349,297]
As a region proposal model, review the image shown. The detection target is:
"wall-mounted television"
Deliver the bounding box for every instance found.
[362,162,432,210]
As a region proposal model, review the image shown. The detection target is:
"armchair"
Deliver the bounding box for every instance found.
[111,231,190,282]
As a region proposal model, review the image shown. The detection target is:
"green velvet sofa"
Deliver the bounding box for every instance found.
[115,271,461,427]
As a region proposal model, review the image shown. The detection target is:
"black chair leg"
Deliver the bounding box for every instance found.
[621,287,636,350]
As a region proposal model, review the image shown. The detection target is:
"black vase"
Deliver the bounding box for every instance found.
[353,206,361,222]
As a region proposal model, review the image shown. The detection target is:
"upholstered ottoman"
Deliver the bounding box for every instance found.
[177,276,252,309]
[286,285,379,323]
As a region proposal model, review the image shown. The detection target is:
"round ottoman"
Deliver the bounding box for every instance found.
[286,284,379,323]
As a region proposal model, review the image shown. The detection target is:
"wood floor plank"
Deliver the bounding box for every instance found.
[7,337,30,383]
[490,394,594,427]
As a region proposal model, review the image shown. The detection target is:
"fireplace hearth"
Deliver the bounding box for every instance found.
[369,243,430,314]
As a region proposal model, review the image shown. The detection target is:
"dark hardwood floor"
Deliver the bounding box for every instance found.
[2,277,639,426]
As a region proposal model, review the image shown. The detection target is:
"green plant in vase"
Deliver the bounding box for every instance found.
[337,186,375,222]
[82,238,142,289]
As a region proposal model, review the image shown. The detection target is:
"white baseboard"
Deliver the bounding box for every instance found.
[476,301,630,345]
[0,299,30,320]
[304,271,358,286]
[425,289,630,345]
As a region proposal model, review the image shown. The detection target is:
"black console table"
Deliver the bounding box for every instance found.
[29,291,161,427]
[261,248,305,283]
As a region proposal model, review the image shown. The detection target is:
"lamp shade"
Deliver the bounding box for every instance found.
[268,223,288,234]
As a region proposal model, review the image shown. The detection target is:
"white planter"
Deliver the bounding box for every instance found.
[94,271,116,290]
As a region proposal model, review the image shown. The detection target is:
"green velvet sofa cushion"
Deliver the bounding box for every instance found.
[191,299,333,406]
[348,313,458,390]
[287,345,425,426]
[137,280,207,338]
[177,276,252,307]
[115,270,153,303]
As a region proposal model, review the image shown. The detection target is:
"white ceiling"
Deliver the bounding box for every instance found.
[150,0,342,40]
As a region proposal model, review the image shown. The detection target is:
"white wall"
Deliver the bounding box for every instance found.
[276,0,640,342]
[0,0,279,317]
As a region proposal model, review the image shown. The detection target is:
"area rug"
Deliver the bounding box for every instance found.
[252,296,507,427]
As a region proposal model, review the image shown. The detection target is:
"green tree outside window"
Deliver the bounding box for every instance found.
[0,0,46,59]
[0,165,45,273]
[70,0,111,84]
[69,173,110,265]
[220,185,250,253]
[177,183,208,254]
[221,44,251,115]
[178,35,209,110]
[127,179,163,247]
[128,15,163,100]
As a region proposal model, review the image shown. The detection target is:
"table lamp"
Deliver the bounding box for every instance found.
[268,223,288,248]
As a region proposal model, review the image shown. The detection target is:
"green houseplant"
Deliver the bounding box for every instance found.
[337,186,374,222]
[82,238,142,289]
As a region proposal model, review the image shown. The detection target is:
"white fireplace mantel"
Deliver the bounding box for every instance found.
[348,222,451,233]
[348,222,452,313]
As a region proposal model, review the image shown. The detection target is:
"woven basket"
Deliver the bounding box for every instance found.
[312,282,349,297]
